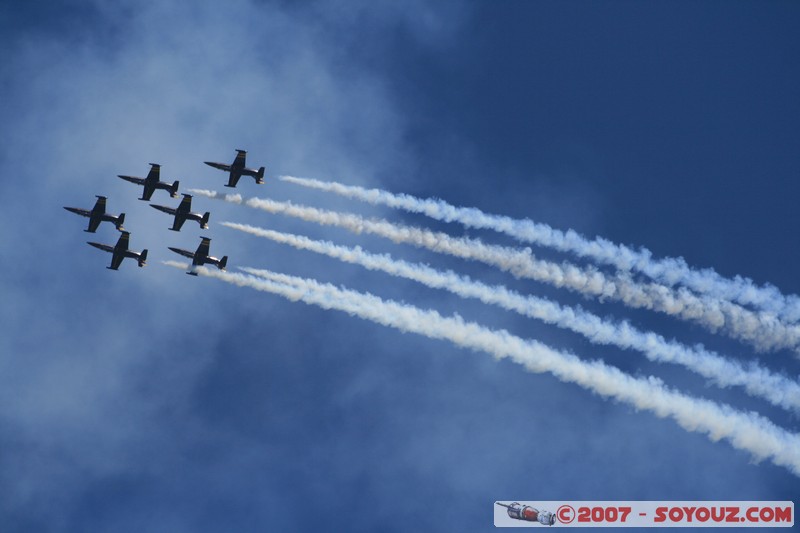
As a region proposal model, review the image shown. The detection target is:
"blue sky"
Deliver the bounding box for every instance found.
[1,1,798,531]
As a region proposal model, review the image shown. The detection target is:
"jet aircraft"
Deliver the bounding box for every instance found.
[64,195,125,233]
[168,237,228,275]
[150,194,210,231]
[87,231,148,270]
[204,149,265,188]
[118,163,179,201]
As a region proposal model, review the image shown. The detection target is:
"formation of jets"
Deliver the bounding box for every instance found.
[65,149,266,273]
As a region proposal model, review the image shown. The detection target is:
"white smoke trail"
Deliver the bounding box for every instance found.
[162,260,800,477]
[220,220,800,413]
[190,189,800,353]
[279,175,800,324]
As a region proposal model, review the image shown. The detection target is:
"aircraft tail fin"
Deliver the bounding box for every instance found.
[218,256,228,271]
[116,213,126,231]
[201,212,211,229]
[138,249,148,267]
[170,180,180,198]
[256,166,265,184]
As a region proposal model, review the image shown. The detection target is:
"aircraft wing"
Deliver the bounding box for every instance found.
[195,237,211,258]
[116,232,130,250]
[171,216,186,232]
[178,195,192,212]
[109,251,124,270]
[141,182,155,201]
[226,173,241,188]
[93,196,107,212]
[233,150,246,168]
[146,164,161,181]
[87,215,101,233]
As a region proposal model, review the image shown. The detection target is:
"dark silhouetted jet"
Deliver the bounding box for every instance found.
[64,195,125,233]
[169,237,228,275]
[150,194,210,232]
[204,149,265,188]
[118,163,179,201]
[87,231,148,270]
